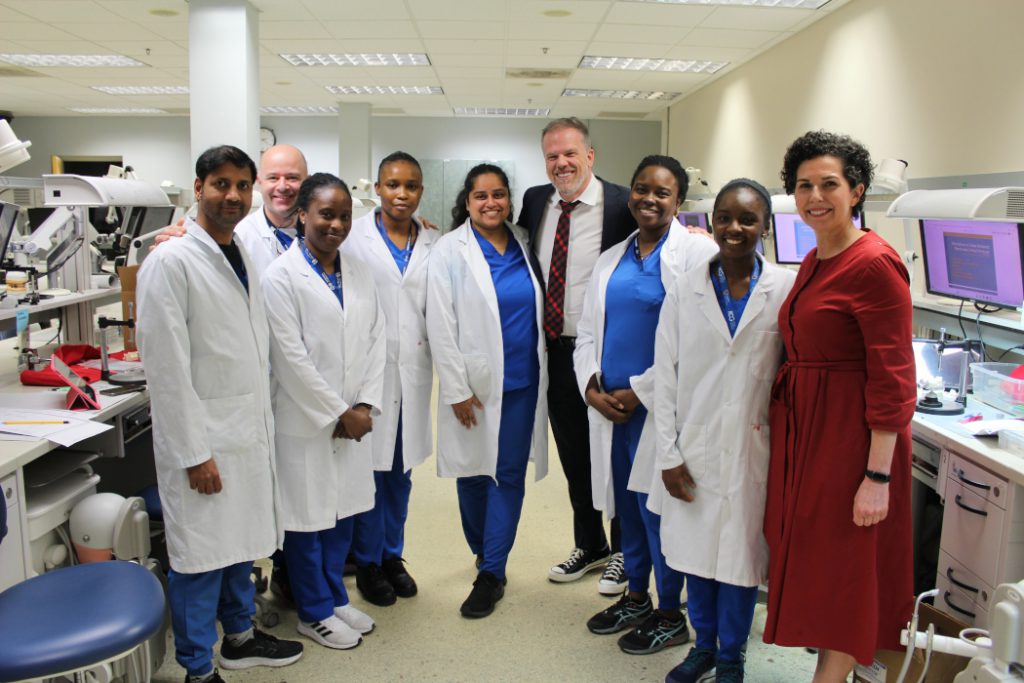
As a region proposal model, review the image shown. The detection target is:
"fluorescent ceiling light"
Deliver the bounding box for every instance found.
[0,53,147,67]
[623,0,829,7]
[280,53,430,67]
[92,85,188,95]
[454,107,550,117]
[69,107,167,114]
[579,56,727,73]
[326,85,442,95]
[563,88,680,100]
[260,105,340,114]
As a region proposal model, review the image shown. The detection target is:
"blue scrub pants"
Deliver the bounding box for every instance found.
[352,417,413,566]
[456,384,537,581]
[283,517,354,624]
[685,574,758,663]
[610,406,685,611]
[168,561,255,677]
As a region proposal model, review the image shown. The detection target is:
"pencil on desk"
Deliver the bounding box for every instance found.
[2,420,70,425]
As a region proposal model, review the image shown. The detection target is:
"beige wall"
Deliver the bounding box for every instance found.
[667,0,1024,189]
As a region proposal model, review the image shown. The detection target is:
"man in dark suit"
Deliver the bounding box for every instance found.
[517,117,636,593]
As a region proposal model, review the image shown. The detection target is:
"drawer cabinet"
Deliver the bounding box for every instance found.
[0,473,27,591]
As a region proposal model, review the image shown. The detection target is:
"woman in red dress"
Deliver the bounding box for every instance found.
[763,130,917,682]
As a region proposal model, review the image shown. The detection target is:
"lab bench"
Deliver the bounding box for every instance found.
[912,401,1024,628]
[0,380,150,591]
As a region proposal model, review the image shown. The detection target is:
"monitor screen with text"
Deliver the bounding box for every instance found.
[920,219,1024,308]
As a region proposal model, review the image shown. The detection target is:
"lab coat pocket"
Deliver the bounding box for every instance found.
[678,423,707,478]
[463,353,492,403]
[751,331,782,381]
[747,424,770,484]
[201,394,258,461]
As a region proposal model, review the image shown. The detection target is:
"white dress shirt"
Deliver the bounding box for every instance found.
[535,176,604,337]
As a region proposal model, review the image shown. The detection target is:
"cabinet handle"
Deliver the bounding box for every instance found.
[954,495,988,517]
[946,567,979,594]
[956,468,992,491]
[943,591,976,619]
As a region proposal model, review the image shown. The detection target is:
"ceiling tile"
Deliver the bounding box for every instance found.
[407,0,508,22]
[99,1,189,22]
[422,38,500,55]
[0,4,37,21]
[604,2,713,27]
[506,40,589,57]
[678,27,778,49]
[416,21,506,40]
[593,23,690,44]
[513,1,614,23]
[10,1,122,23]
[0,22,88,41]
[584,42,675,58]
[321,21,419,40]
[701,6,812,32]
[430,53,503,67]
[259,21,333,40]
[262,39,426,54]
[506,21,600,41]
[662,45,751,63]
[294,0,410,21]
[434,65,504,80]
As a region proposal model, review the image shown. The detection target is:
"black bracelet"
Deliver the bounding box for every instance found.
[864,469,891,483]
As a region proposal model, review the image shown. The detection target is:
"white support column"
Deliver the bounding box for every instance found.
[188,0,260,162]
[337,103,372,191]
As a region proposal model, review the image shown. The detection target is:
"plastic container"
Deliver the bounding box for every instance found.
[998,429,1024,457]
[971,362,1024,416]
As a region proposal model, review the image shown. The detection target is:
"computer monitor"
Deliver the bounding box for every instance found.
[677,212,709,231]
[919,219,1024,309]
[772,211,864,265]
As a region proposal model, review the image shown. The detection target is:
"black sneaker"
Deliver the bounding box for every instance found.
[382,556,418,598]
[586,592,653,634]
[665,647,716,683]
[714,659,744,683]
[356,563,397,606]
[183,671,225,683]
[218,626,303,669]
[618,611,691,655]
[460,571,506,618]
[548,547,610,583]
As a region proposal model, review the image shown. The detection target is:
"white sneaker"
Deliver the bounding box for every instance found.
[598,552,627,595]
[334,603,375,634]
[297,616,361,650]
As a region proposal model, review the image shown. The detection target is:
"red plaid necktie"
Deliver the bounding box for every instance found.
[544,199,580,340]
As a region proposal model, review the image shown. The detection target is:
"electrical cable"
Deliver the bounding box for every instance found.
[957,299,968,340]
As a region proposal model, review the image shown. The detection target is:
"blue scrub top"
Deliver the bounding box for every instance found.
[375,209,415,274]
[600,234,668,392]
[473,227,539,392]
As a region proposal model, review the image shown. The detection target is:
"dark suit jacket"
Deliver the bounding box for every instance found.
[516,176,637,258]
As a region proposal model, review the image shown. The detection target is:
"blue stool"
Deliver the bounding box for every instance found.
[0,560,165,682]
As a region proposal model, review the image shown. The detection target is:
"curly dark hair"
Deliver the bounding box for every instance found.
[450,163,513,230]
[780,130,873,219]
[296,172,351,212]
[630,154,689,204]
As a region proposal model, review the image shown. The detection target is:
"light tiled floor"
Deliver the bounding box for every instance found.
[154,439,821,682]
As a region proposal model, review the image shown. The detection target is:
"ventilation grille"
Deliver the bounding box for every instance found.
[1007,190,1024,219]
[506,68,572,80]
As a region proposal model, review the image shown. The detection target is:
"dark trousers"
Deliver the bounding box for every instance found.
[546,338,620,554]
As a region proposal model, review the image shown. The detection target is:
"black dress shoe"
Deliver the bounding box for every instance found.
[356,563,397,606]
[460,571,506,618]
[382,556,418,598]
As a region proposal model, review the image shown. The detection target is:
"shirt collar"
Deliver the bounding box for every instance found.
[548,173,602,208]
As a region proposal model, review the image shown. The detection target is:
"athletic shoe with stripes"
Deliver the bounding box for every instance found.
[617,611,691,655]
[297,616,362,650]
[218,626,303,669]
[586,591,653,634]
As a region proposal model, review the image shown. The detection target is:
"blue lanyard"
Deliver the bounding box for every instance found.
[710,258,761,337]
[264,211,295,251]
[299,238,343,309]
[631,230,669,270]
[375,210,415,274]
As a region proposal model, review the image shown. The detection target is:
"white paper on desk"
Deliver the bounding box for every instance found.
[0,408,112,447]
[961,419,1024,436]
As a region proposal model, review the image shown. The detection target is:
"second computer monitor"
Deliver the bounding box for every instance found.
[773,211,864,265]
[920,219,1024,309]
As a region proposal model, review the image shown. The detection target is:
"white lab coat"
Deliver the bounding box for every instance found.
[262,244,387,532]
[341,211,437,472]
[649,254,795,586]
[426,220,549,481]
[137,218,279,574]
[235,208,290,276]
[574,225,719,518]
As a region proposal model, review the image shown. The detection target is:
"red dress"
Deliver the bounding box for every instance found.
[763,231,916,665]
